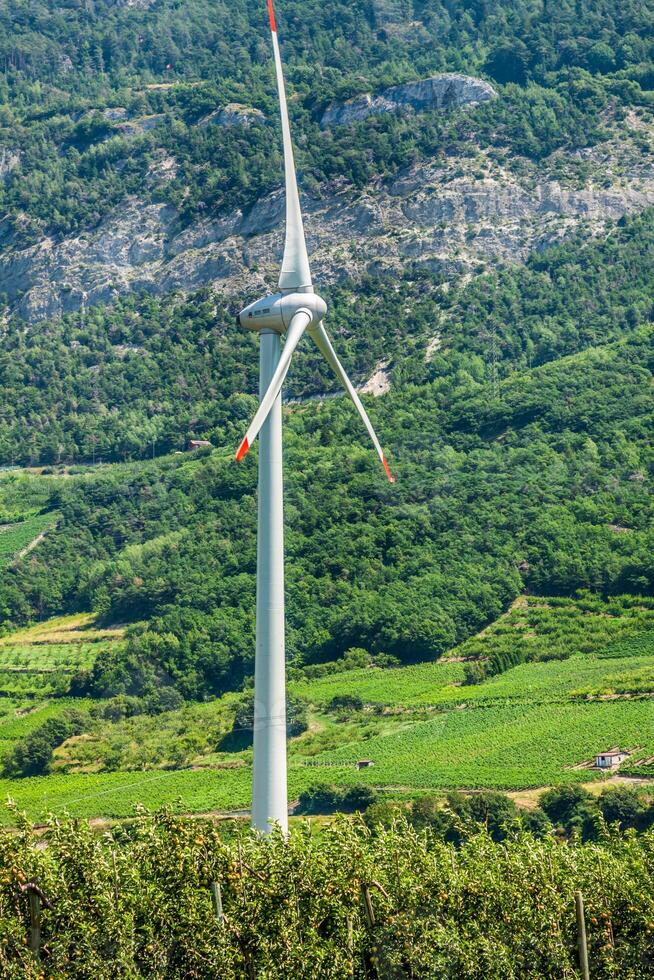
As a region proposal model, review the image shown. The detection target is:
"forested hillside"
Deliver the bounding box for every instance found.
[0,0,650,801]
[1,210,654,465]
[0,0,653,241]
[0,208,648,701]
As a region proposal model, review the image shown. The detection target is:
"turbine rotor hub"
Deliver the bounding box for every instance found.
[238,291,327,334]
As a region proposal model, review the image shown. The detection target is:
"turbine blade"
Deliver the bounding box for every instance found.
[267,0,312,292]
[309,321,395,483]
[235,310,311,461]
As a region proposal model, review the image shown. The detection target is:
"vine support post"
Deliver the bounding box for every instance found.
[111,849,119,906]
[211,882,225,926]
[20,883,52,957]
[27,891,41,954]
[575,890,591,980]
[361,884,376,928]
[346,915,355,976]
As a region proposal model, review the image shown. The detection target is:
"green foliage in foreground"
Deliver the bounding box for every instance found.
[0,816,652,978]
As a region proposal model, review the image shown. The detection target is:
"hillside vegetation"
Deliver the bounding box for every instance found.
[1,218,653,697]
[0,594,650,823]
[0,209,653,464]
[1,0,654,243]
[0,1,650,834]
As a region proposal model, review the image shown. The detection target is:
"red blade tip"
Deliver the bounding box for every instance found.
[236,437,250,462]
[267,0,277,32]
[382,457,395,483]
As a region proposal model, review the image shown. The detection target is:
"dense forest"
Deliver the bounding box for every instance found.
[0,0,653,241]
[0,209,653,466]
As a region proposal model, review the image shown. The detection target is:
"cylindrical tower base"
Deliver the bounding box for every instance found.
[251,330,288,834]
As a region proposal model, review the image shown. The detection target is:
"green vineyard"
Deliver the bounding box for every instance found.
[297,700,654,789]
[0,512,57,568]
[0,614,125,698]
[0,594,650,822]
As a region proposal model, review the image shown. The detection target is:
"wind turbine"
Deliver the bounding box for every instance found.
[236,0,395,834]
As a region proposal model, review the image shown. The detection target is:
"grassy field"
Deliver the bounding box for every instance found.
[290,638,654,708]
[0,595,651,822]
[0,766,352,824]
[290,660,467,706]
[0,768,253,823]
[285,598,654,790]
[292,700,654,789]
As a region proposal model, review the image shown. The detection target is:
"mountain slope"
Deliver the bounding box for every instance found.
[0,594,653,822]
[2,1,654,317]
[0,235,651,697]
[0,1,651,768]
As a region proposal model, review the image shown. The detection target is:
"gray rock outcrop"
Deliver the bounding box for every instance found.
[111,0,156,7]
[3,151,654,323]
[199,105,265,128]
[321,74,497,128]
[0,149,20,182]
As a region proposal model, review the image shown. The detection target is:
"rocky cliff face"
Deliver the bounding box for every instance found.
[321,74,497,127]
[0,149,20,183]
[199,105,265,128]
[2,128,654,322]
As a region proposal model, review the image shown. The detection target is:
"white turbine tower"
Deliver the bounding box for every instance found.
[236,0,395,834]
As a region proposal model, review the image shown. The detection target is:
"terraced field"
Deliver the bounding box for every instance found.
[0,469,61,569]
[290,659,467,706]
[291,639,654,708]
[0,613,126,784]
[0,614,125,697]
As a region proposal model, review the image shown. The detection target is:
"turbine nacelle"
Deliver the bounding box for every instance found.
[238,292,328,334]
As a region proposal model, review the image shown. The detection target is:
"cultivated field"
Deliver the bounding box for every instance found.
[0,595,651,822]
[0,613,125,698]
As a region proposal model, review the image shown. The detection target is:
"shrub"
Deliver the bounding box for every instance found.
[297,783,378,815]
[3,710,88,777]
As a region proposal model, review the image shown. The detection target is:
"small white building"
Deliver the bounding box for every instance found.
[356,760,375,770]
[595,747,630,769]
